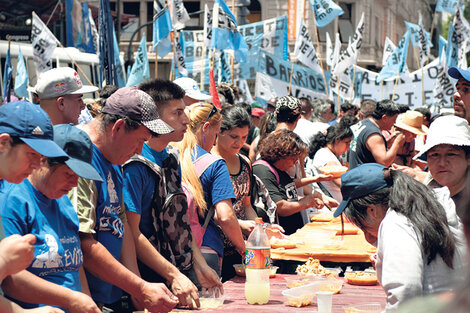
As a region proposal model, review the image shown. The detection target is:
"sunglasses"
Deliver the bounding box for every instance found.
[202,102,219,125]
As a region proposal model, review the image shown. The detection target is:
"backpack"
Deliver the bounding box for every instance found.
[123,146,192,271]
[183,152,223,247]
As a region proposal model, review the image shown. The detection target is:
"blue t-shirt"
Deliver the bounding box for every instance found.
[123,143,181,238]
[0,179,82,310]
[192,145,235,257]
[85,144,125,304]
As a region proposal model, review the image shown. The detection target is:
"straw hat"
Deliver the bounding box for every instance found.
[414,115,470,160]
[394,111,427,136]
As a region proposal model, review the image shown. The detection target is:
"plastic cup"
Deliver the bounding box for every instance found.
[316,291,333,313]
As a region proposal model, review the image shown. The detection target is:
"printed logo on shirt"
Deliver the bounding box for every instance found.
[107,172,119,203]
[32,234,63,268]
[99,215,124,238]
[285,181,298,201]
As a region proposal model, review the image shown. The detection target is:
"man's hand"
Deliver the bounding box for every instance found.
[321,194,339,209]
[391,163,427,183]
[169,272,200,309]
[239,220,256,236]
[0,234,36,278]
[312,174,335,182]
[66,291,101,313]
[194,264,223,292]
[137,282,178,313]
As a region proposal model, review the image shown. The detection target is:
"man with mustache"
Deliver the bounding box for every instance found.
[448,66,470,123]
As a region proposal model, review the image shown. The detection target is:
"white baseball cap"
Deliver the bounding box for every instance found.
[35,67,99,99]
[173,77,212,101]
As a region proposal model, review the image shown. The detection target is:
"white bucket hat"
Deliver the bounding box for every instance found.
[414,115,470,160]
[173,77,211,101]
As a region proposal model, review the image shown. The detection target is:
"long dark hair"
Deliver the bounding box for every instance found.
[220,105,252,132]
[308,123,353,159]
[345,169,456,268]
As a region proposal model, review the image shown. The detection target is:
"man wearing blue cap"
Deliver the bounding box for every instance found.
[69,87,178,313]
[0,100,68,313]
[448,66,470,123]
[0,124,103,313]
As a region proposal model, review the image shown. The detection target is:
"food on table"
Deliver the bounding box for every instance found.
[319,165,348,178]
[285,276,315,289]
[310,212,335,222]
[199,297,225,309]
[270,237,297,249]
[270,266,279,277]
[345,271,378,286]
[317,278,343,294]
[322,223,359,235]
[295,258,338,278]
[343,302,384,312]
[285,294,312,307]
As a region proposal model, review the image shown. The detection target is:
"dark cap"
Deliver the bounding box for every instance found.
[448,66,470,81]
[275,96,302,115]
[101,87,174,135]
[53,124,103,182]
[0,101,67,158]
[333,163,390,217]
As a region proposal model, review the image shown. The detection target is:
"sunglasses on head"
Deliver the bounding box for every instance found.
[202,102,219,124]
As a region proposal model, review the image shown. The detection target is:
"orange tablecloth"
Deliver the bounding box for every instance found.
[271,222,376,263]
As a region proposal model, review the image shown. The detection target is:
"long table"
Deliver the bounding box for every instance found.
[271,222,377,263]
[172,274,386,312]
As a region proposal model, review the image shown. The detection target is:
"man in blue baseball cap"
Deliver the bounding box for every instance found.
[448,66,470,123]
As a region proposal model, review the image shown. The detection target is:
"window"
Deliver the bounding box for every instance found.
[338,3,353,43]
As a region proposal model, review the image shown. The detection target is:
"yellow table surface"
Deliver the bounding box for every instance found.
[271,222,376,263]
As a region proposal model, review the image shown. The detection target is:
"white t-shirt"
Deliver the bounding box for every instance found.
[305,147,343,202]
[376,187,467,311]
[294,118,329,145]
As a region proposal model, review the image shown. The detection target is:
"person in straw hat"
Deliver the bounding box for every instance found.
[392,111,428,167]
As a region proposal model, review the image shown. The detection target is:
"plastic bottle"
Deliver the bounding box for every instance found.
[245,217,271,304]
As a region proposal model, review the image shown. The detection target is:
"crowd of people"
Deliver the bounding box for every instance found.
[0,61,470,313]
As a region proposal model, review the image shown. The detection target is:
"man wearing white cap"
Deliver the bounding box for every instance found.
[34,67,98,125]
[173,77,212,105]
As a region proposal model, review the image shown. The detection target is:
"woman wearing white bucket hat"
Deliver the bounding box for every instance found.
[413,115,470,218]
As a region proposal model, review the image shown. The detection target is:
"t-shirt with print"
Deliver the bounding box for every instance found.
[253,162,302,235]
[348,118,385,169]
[192,145,235,257]
[69,143,127,305]
[0,179,82,310]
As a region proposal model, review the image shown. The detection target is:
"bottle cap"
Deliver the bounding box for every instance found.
[255,217,263,224]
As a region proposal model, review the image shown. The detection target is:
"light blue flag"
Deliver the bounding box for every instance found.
[180,30,211,84]
[377,31,410,82]
[2,49,12,103]
[310,0,344,28]
[439,35,447,59]
[446,23,459,69]
[14,48,29,99]
[404,21,432,47]
[126,35,150,87]
[238,16,289,80]
[113,27,126,87]
[211,0,248,63]
[436,0,460,13]
[152,0,173,58]
[65,0,95,53]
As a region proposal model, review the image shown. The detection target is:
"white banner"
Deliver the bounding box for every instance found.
[382,36,396,66]
[294,19,322,72]
[175,34,188,76]
[355,58,453,108]
[31,12,58,74]
[433,50,456,108]
[326,32,333,67]
[332,12,365,79]
[453,5,470,52]
[418,13,430,66]
[203,4,212,48]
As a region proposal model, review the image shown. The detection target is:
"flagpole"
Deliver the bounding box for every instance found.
[155,46,159,79]
[288,62,295,95]
[230,0,235,84]
[170,31,176,80]
[310,11,329,97]
[201,42,207,89]
[392,72,400,100]
[349,65,357,102]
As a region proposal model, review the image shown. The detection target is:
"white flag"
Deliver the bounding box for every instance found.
[458,38,468,69]
[382,37,396,66]
[203,4,212,48]
[331,33,341,70]
[31,11,58,74]
[170,0,190,30]
[453,4,470,53]
[294,19,322,72]
[238,79,253,104]
[174,33,188,76]
[332,12,365,78]
[433,48,456,108]
[326,32,333,67]
[418,13,431,67]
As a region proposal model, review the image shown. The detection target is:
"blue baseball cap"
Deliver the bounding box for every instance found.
[448,66,470,81]
[53,124,103,182]
[0,101,67,158]
[333,163,390,218]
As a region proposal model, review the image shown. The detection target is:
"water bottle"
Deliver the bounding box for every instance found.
[245,217,271,304]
